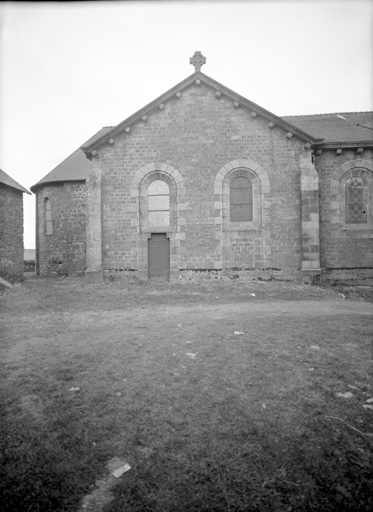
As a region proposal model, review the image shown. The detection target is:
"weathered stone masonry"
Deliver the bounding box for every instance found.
[0,184,25,281]
[85,82,314,281]
[317,149,373,282]
[35,182,87,275]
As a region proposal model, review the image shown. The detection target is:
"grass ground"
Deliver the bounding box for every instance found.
[1,277,372,512]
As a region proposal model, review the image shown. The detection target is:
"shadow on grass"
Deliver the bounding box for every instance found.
[0,397,110,512]
[3,388,371,512]
[102,410,373,512]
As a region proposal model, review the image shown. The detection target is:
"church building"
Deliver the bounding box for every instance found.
[31,52,373,284]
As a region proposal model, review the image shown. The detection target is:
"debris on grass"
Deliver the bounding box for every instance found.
[0,276,12,289]
[362,404,373,411]
[186,352,197,358]
[348,384,359,390]
[309,345,320,350]
[335,485,352,498]
[69,387,80,392]
[366,397,373,403]
[234,331,245,335]
[337,392,354,398]
[250,293,256,297]
[112,463,131,478]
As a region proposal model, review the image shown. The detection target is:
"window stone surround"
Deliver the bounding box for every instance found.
[331,159,373,239]
[213,159,271,269]
[130,163,186,280]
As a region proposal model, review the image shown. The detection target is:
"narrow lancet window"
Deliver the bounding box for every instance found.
[44,198,53,235]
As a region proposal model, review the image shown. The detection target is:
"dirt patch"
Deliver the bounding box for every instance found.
[80,458,130,512]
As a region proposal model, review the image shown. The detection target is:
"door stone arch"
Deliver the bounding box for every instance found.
[130,163,185,280]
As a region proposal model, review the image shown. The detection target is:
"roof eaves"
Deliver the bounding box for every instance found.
[30,178,86,194]
[315,139,373,149]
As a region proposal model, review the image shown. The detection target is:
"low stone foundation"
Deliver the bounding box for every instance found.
[91,267,373,286]
[179,268,304,283]
[321,268,373,286]
[102,267,306,283]
[85,270,104,283]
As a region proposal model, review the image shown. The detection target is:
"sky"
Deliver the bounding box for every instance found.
[0,0,372,249]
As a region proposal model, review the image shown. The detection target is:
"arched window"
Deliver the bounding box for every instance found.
[230,177,253,222]
[148,180,170,226]
[44,198,53,235]
[345,177,367,224]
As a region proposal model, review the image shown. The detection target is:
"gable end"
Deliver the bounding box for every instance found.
[81,72,323,158]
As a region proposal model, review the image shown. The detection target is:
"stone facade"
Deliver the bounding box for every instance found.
[0,183,25,282]
[35,182,86,276]
[84,85,316,282]
[31,56,373,283]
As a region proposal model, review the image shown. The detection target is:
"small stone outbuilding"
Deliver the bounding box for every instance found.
[0,169,30,282]
[31,52,373,284]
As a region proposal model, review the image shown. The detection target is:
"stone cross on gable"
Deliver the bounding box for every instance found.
[190,51,206,72]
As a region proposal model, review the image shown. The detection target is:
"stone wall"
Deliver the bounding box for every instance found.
[35,182,87,275]
[0,184,24,282]
[317,149,373,272]
[91,83,307,278]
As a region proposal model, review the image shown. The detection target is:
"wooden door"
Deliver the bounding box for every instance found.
[148,234,170,281]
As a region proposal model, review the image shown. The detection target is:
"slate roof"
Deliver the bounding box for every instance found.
[30,127,113,192]
[0,169,30,194]
[283,112,373,145]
